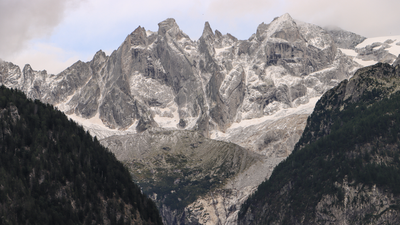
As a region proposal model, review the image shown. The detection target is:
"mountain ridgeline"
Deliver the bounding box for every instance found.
[0,86,162,225]
[0,13,361,138]
[239,62,400,224]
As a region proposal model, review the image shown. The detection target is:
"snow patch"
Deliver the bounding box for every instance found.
[146,30,155,36]
[354,58,378,67]
[67,112,137,139]
[338,48,378,67]
[54,93,76,112]
[215,46,231,55]
[152,104,180,128]
[210,97,319,139]
[339,48,358,57]
[356,36,400,48]
[356,35,400,57]
[265,65,288,79]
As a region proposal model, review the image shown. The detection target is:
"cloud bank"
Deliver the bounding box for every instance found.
[0,0,84,58]
[1,0,400,74]
[205,0,400,38]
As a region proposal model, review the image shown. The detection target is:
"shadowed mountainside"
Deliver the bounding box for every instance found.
[0,86,163,225]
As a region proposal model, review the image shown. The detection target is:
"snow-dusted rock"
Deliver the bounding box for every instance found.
[339,35,400,67]
[325,26,366,49]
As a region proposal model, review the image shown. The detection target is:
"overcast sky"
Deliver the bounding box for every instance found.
[1,0,400,74]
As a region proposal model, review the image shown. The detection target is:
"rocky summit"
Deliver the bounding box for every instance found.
[0,13,375,224]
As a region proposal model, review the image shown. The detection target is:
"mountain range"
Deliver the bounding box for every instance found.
[1,13,400,224]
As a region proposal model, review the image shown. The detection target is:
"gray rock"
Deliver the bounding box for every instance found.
[393,54,400,67]
[325,26,367,49]
[355,42,397,64]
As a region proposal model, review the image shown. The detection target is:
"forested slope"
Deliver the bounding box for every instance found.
[239,63,400,224]
[0,86,163,225]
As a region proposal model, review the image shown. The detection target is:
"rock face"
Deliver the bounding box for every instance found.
[325,26,367,49]
[0,13,363,224]
[238,62,400,225]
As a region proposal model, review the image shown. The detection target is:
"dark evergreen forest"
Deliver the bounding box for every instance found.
[240,84,400,223]
[0,86,163,225]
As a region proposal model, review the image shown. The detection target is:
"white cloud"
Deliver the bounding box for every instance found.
[0,0,85,59]
[202,0,400,38]
[208,0,278,17]
[285,0,400,37]
[8,42,81,74]
[2,0,400,75]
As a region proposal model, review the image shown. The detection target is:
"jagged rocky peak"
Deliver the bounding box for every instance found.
[90,50,108,71]
[215,29,223,39]
[92,49,106,60]
[203,22,214,37]
[264,13,304,42]
[199,21,216,55]
[256,22,269,42]
[22,64,33,74]
[157,18,188,40]
[157,18,177,34]
[128,26,148,46]
[0,14,360,135]
[22,64,47,84]
[201,21,215,42]
[0,59,22,86]
[295,20,335,51]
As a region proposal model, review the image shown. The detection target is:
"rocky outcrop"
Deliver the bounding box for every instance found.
[355,39,398,64]
[315,182,400,224]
